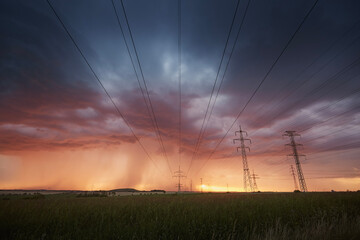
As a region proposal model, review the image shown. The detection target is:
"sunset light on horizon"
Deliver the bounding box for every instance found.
[1,0,359,193]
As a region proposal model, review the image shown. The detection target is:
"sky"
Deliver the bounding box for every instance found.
[0,0,360,192]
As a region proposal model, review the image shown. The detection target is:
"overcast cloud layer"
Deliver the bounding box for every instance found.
[0,0,359,191]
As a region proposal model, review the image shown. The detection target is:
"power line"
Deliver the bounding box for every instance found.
[272,141,360,174]
[243,136,359,181]
[283,131,308,192]
[309,141,360,154]
[46,0,164,175]
[251,20,360,123]
[195,0,319,175]
[173,165,185,192]
[302,147,360,167]
[204,0,251,136]
[290,165,299,191]
[251,51,360,138]
[271,47,360,131]
[234,122,359,175]
[119,0,172,173]
[253,107,359,157]
[186,0,242,176]
[281,73,360,132]
[303,126,359,144]
[251,169,259,192]
[111,0,172,175]
[294,60,360,108]
[249,26,360,136]
[178,0,182,170]
[306,176,357,179]
[187,0,252,177]
[252,112,359,163]
[233,126,254,192]
[299,104,360,133]
[246,72,360,153]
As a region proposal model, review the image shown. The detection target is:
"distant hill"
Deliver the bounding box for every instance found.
[109,188,140,192]
[1,188,166,193]
[109,188,166,193]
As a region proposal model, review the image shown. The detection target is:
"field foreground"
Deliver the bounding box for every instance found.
[1,192,360,239]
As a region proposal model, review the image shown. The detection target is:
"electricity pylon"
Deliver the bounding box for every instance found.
[283,131,308,192]
[233,126,254,192]
[251,170,259,192]
[290,165,299,191]
[173,165,185,192]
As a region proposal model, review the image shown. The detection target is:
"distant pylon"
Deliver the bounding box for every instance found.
[251,170,259,192]
[283,131,308,192]
[290,165,299,191]
[200,178,203,193]
[173,165,185,192]
[233,126,254,192]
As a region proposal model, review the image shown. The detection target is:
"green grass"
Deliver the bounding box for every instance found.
[1,192,360,239]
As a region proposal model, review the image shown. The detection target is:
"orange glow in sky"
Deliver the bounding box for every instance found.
[1,0,360,192]
[1,141,359,192]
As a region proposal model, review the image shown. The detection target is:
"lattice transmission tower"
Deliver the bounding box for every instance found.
[290,165,299,191]
[233,126,254,192]
[283,131,308,192]
[251,170,259,192]
[173,165,186,192]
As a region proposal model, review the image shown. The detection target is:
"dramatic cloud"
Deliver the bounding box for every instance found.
[0,0,359,191]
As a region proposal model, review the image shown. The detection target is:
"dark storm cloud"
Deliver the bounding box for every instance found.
[0,129,137,152]
[0,0,140,150]
[0,0,359,163]
[0,1,102,114]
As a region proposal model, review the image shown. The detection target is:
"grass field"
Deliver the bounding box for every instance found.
[1,192,360,239]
